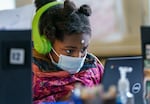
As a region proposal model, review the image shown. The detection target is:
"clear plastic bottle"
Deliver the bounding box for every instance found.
[117,66,134,104]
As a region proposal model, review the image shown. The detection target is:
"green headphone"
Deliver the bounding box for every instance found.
[32,1,62,54]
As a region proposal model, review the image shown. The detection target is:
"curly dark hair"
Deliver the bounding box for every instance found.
[34,0,92,42]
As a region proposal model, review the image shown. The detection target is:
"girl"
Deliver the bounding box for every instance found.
[32,0,104,103]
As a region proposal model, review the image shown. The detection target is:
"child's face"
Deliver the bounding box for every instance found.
[51,33,91,63]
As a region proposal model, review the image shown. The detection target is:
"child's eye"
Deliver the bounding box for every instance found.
[65,50,74,55]
[81,47,87,53]
[81,49,85,53]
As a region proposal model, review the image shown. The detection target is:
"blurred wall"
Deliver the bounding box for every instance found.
[88,0,144,57]
[15,0,32,7]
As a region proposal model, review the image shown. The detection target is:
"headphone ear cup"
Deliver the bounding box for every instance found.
[40,35,52,54]
[32,1,62,54]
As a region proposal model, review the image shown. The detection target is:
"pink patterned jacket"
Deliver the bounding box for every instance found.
[32,53,104,104]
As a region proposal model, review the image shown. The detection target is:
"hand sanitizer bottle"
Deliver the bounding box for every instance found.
[117,66,134,104]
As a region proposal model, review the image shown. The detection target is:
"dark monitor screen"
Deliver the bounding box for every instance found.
[141,26,150,68]
[0,30,32,104]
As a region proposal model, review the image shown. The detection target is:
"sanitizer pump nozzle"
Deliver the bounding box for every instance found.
[118,66,134,104]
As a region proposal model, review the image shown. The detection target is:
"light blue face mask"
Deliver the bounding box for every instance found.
[49,48,87,74]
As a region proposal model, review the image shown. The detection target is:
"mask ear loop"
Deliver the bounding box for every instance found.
[51,47,60,57]
[49,47,60,64]
[81,49,88,58]
[49,53,58,65]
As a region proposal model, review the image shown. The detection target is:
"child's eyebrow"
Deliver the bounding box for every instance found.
[64,46,77,49]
